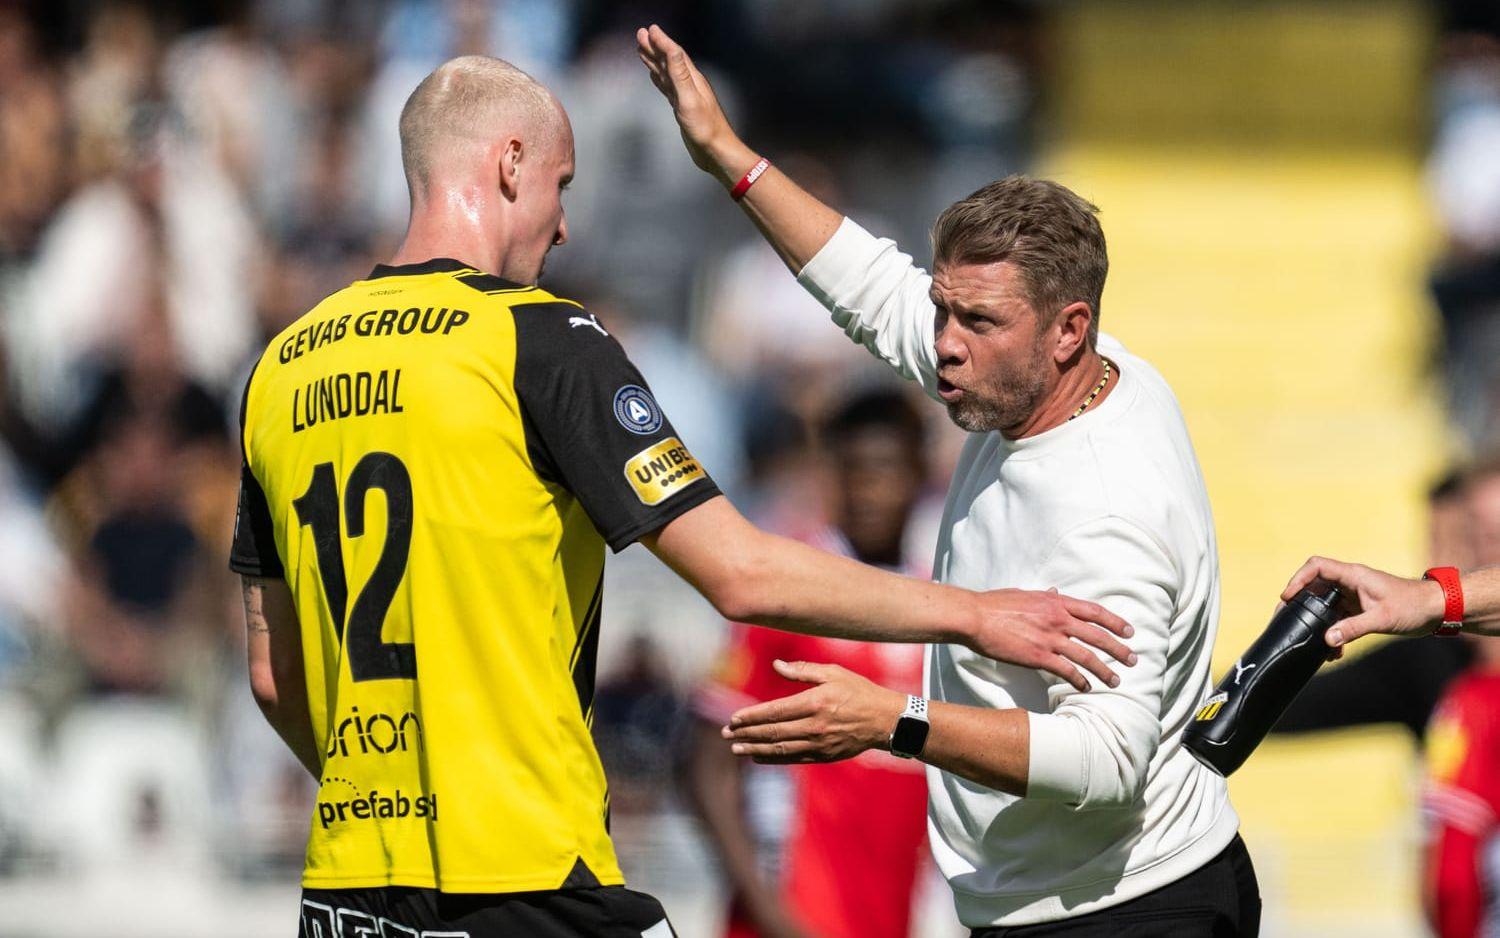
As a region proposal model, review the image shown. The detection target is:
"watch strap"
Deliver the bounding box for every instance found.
[1425,566,1464,636]
[901,694,928,721]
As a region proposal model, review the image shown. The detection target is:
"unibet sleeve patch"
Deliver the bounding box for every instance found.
[625,437,707,506]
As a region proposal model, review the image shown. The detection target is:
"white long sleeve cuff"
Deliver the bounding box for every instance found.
[1026,711,1090,805]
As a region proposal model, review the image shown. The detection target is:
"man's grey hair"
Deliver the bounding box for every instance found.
[398,55,562,192]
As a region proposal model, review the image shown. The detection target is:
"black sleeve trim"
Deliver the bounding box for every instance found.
[605,484,722,553]
[230,553,284,579]
[229,361,286,579]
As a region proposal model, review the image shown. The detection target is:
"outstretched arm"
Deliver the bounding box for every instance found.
[644,496,1137,693]
[243,575,320,779]
[1281,557,1500,645]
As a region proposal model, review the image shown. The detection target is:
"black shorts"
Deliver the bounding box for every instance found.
[970,834,1261,938]
[299,884,677,938]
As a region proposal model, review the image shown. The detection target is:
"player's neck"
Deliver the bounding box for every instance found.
[391,188,508,277]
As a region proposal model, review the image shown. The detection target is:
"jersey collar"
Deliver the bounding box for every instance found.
[367,257,499,280]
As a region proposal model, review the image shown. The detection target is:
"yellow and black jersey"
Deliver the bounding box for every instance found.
[228,257,718,892]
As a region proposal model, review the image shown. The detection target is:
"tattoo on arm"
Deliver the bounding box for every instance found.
[242,576,271,633]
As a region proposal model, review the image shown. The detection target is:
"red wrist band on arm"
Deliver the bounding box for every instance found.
[1425,566,1465,636]
[730,157,770,201]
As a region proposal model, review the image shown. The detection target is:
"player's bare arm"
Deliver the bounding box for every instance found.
[242,575,320,778]
[720,660,1032,797]
[1281,557,1500,645]
[644,495,1137,694]
[636,24,842,273]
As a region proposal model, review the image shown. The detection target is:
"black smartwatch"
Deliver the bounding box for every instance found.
[888,695,930,759]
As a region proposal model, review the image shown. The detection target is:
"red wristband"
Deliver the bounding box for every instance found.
[1425,566,1464,636]
[730,157,770,201]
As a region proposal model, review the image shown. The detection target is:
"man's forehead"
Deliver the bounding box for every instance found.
[932,259,1027,303]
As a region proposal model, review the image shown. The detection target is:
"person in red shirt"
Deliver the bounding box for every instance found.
[1423,464,1500,938]
[686,388,933,938]
[1423,637,1500,938]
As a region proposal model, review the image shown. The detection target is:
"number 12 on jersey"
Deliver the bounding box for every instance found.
[293,452,417,681]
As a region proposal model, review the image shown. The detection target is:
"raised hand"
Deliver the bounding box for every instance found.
[635,24,751,184]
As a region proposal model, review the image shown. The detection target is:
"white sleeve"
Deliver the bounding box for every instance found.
[795,217,941,398]
[1024,516,1179,810]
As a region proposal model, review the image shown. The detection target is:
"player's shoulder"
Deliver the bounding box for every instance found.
[499,289,627,367]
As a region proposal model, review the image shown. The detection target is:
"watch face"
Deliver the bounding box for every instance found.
[891,715,930,758]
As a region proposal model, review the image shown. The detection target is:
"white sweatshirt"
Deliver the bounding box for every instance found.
[798,218,1238,927]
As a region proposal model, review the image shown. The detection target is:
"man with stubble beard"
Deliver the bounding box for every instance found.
[640,25,1257,937]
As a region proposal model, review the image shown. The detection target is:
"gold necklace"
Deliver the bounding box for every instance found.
[1068,357,1112,421]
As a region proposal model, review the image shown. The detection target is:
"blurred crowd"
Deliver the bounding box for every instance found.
[2,0,1499,932]
[1431,2,1500,444]
[0,0,1036,907]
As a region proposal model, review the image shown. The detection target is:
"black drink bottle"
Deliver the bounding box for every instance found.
[1182,584,1347,776]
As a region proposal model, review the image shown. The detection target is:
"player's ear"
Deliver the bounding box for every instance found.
[1053,301,1091,362]
[498,138,523,201]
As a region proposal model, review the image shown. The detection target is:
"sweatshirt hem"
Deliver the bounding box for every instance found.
[952,802,1239,927]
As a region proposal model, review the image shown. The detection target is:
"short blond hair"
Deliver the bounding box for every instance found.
[398,55,561,191]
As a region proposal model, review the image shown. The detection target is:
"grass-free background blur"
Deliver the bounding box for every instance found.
[0,1,1492,935]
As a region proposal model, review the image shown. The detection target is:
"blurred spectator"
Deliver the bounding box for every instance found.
[5,97,257,438]
[266,112,379,317]
[1429,5,1500,444]
[0,446,61,679]
[593,634,683,814]
[549,23,726,326]
[0,2,68,267]
[163,0,300,217]
[67,2,162,182]
[1422,633,1500,938]
[685,388,935,938]
[58,413,215,699]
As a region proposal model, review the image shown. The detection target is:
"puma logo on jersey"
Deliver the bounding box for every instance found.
[569,313,608,336]
[1233,659,1257,685]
